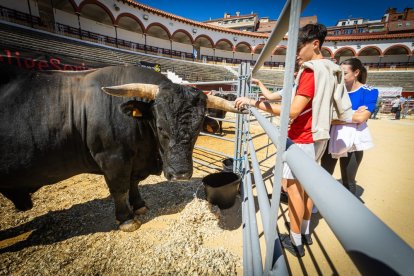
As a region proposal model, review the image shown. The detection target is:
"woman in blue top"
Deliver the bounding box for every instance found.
[321,58,379,195]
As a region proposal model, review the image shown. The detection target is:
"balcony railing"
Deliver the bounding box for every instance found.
[1,5,413,70]
[0,5,41,27]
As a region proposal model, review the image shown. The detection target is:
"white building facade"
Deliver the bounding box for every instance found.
[0,0,413,69]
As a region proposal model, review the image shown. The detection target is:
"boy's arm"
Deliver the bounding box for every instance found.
[289,95,311,119]
[234,95,310,118]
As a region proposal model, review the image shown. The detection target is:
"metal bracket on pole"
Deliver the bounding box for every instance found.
[238,75,250,81]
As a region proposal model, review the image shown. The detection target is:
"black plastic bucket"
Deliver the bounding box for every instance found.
[202,172,240,209]
[222,158,234,172]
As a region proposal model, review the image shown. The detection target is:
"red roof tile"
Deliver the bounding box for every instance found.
[119,0,267,38]
[118,1,414,42]
[326,32,414,41]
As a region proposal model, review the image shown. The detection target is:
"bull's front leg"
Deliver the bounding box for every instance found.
[103,173,142,232]
[129,180,148,215]
[93,149,141,231]
[219,121,223,135]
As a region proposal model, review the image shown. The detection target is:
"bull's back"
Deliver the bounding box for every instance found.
[0,66,97,187]
[0,65,165,187]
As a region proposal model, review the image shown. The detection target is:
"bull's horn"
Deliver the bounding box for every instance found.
[101,83,159,99]
[207,94,246,114]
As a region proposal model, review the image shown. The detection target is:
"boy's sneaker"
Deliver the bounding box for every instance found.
[284,221,313,245]
[301,233,313,245]
[279,233,305,257]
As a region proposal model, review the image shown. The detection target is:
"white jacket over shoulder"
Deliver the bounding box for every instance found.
[293,59,353,141]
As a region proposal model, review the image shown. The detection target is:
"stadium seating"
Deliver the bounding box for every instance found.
[0,22,236,82]
[1,22,413,92]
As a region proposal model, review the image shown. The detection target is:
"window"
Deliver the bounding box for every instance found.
[344,29,353,34]
[406,22,411,26]
[354,20,358,24]
[358,28,365,33]
[334,30,340,35]
[342,22,346,26]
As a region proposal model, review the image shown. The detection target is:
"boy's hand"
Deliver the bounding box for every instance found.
[234,97,252,109]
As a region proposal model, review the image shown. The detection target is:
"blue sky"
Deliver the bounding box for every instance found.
[137,0,413,27]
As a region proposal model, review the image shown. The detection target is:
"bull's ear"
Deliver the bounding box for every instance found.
[102,83,159,99]
[206,94,247,114]
[120,101,152,118]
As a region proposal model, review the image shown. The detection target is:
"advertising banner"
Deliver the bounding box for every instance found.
[376,86,403,97]
[1,47,161,73]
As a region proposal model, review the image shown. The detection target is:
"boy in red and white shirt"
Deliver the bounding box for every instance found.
[235,24,343,257]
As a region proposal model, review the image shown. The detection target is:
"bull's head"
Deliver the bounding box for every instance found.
[102,82,241,181]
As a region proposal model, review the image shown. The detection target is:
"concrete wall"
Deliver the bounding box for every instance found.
[234,52,253,61]
[54,10,78,29]
[117,28,145,44]
[79,17,115,37]
[146,36,170,49]
[358,56,381,63]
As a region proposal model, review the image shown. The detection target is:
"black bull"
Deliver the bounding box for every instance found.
[0,64,241,231]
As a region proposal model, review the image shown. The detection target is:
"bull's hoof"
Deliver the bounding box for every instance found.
[119,218,142,232]
[134,206,148,215]
[15,200,33,211]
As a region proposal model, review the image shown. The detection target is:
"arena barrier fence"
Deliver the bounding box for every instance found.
[237,0,414,275]
[190,76,272,172]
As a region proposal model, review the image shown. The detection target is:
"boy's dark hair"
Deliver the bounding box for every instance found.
[298,24,327,49]
[341,58,367,84]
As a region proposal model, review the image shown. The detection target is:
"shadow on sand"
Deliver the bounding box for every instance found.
[0,177,241,253]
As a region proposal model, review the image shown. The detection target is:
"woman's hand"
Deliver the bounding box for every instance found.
[352,105,371,123]
[234,97,253,110]
[356,105,368,112]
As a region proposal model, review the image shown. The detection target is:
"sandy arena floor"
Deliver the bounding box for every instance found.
[1,114,413,275]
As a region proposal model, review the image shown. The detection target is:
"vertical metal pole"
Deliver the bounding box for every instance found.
[26,0,33,28]
[76,12,82,39]
[233,62,249,173]
[144,33,147,53]
[244,153,264,275]
[242,172,253,275]
[264,0,302,274]
[114,25,118,48]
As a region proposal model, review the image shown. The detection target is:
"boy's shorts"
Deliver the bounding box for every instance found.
[283,141,326,180]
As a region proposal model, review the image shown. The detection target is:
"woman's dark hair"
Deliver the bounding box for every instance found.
[298,24,327,49]
[341,58,367,84]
